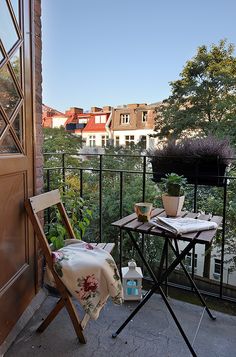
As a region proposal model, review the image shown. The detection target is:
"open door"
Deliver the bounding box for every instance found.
[0,0,36,344]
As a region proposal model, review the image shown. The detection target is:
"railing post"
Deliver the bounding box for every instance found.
[191,245,196,290]
[46,169,50,225]
[80,168,83,198]
[119,171,123,276]
[46,169,50,192]
[62,153,65,192]
[142,156,146,202]
[220,177,228,297]
[141,156,147,272]
[193,183,197,212]
[99,155,103,243]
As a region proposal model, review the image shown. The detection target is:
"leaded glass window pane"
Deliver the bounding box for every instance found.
[10,48,21,85]
[0,130,19,153]
[10,0,19,24]
[0,64,21,118]
[0,0,19,53]
[12,110,23,144]
[0,112,7,136]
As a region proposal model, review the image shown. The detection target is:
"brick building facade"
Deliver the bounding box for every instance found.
[112,103,159,148]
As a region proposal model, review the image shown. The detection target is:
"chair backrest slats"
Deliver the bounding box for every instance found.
[29,189,61,213]
[25,189,77,263]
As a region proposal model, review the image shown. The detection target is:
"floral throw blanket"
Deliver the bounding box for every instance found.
[52,240,123,320]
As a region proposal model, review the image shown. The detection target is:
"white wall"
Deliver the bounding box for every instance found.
[82,132,108,147]
[113,129,158,149]
[52,116,67,128]
[177,240,236,286]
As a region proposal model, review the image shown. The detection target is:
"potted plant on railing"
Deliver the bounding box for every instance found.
[161,173,188,217]
[149,136,234,187]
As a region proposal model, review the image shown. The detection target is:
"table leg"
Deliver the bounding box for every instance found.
[113,232,198,357]
[119,228,123,278]
[170,238,216,320]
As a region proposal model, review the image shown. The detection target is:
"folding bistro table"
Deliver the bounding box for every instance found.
[111,208,222,357]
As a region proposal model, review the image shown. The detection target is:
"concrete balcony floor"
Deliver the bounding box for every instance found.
[5,290,236,357]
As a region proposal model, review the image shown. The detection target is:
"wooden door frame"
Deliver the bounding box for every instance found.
[0,0,43,348]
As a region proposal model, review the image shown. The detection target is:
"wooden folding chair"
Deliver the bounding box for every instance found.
[25,189,115,344]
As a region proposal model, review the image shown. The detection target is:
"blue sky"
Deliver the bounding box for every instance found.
[42,0,236,113]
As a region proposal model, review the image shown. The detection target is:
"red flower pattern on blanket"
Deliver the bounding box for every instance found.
[52,251,64,263]
[52,241,123,319]
[76,274,99,300]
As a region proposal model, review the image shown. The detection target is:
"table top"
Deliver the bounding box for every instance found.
[112,208,223,244]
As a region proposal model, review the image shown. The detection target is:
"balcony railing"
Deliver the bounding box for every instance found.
[43,152,236,304]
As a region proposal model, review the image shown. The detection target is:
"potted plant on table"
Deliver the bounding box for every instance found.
[149,136,234,187]
[161,173,188,217]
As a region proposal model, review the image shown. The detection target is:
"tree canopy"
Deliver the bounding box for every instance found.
[43,127,83,153]
[43,127,83,168]
[154,39,236,146]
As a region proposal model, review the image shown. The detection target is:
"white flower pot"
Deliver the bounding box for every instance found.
[162,194,185,217]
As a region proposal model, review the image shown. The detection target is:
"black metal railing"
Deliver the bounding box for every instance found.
[43,152,236,304]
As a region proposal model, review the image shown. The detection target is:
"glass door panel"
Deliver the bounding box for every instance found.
[0,112,7,136]
[0,0,19,53]
[0,64,21,118]
[10,47,21,85]
[12,110,23,145]
[10,0,19,24]
[0,130,19,153]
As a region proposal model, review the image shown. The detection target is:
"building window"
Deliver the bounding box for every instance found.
[120,114,130,125]
[89,135,96,147]
[139,135,147,149]
[115,136,120,146]
[184,252,197,270]
[101,135,108,147]
[214,259,221,275]
[149,137,155,147]
[142,111,148,122]
[125,135,135,146]
[78,118,88,124]
[95,115,106,124]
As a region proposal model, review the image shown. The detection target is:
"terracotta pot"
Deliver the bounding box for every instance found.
[162,194,185,217]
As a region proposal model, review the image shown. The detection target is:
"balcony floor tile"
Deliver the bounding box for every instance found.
[5,291,236,357]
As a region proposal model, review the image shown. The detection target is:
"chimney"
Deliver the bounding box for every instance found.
[65,107,83,115]
[103,106,112,112]
[127,103,139,109]
[90,106,102,113]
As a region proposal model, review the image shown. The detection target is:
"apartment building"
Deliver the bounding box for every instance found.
[81,107,112,148]
[177,240,236,286]
[43,102,160,150]
[63,106,112,154]
[42,104,67,128]
[64,107,89,134]
[111,103,159,149]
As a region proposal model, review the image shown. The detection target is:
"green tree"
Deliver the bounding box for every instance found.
[43,127,84,190]
[43,127,83,159]
[154,39,236,145]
